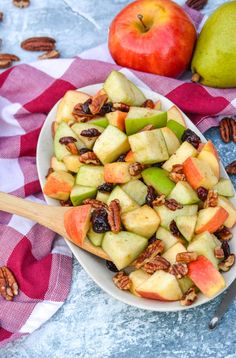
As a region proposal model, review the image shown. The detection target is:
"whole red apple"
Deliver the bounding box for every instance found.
[108,0,197,77]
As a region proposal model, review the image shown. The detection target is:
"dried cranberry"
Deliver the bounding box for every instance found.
[221,241,230,259]
[181,129,201,149]
[99,102,113,115]
[146,186,157,207]
[92,208,110,233]
[81,99,92,114]
[169,220,181,237]
[148,235,157,245]
[196,187,208,201]
[116,153,127,162]
[97,183,114,193]
[106,260,119,272]
[79,148,92,155]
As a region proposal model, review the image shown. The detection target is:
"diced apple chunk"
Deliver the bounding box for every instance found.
[176,215,197,242]
[56,90,91,123]
[121,180,147,206]
[188,231,219,268]
[70,185,97,206]
[51,156,67,172]
[154,204,198,229]
[156,227,180,252]
[162,141,198,172]
[161,127,180,155]
[63,155,82,173]
[76,165,104,187]
[195,207,229,234]
[125,107,167,135]
[167,105,186,127]
[107,186,139,213]
[71,122,104,149]
[142,167,175,196]
[163,242,187,264]
[43,171,74,200]
[217,196,236,228]
[104,162,131,184]
[129,269,151,297]
[54,122,83,161]
[183,157,218,190]
[96,191,110,204]
[214,178,235,197]
[93,125,130,164]
[168,181,200,205]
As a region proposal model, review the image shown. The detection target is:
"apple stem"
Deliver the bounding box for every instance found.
[137,14,148,32]
[191,73,201,83]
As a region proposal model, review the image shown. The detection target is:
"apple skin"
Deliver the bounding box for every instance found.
[104,162,131,184]
[108,0,196,77]
[43,170,75,201]
[198,140,220,179]
[195,207,229,234]
[188,256,225,298]
[183,157,218,190]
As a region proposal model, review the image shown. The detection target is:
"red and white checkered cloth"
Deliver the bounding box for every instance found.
[1,5,236,347]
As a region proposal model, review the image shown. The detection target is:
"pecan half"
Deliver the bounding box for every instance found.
[169,263,188,279]
[21,37,56,52]
[128,162,144,176]
[66,143,79,155]
[141,99,155,109]
[108,199,121,234]
[0,53,20,62]
[83,198,108,209]
[171,164,184,174]
[38,50,60,60]
[219,254,235,272]
[165,199,183,211]
[79,151,100,165]
[180,287,197,306]
[176,252,198,263]
[0,12,3,21]
[215,226,233,241]
[13,0,30,8]
[0,60,12,69]
[203,189,218,208]
[132,240,164,269]
[113,272,131,291]
[169,220,181,237]
[219,117,231,143]
[89,91,108,115]
[185,0,207,10]
[80,128,101,138]
[113,102,130,112]
[0,267,19,301]
[138,124,156,132]
[214,247,225,260]
[169,172,186,183]
[72,103,93,122]
[231,119,236,143]
[143,256,170,274]
[226,161,236,175]
[152,194,165,207]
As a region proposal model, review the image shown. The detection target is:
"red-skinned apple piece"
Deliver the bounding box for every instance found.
[195,206,229,234]
[106,110,127,131]
[183,157,218,189]
[198,140,220,179]
[104,162,132,183]
[125,150,135,163]
[109,0,197,77]
[188,255,226,298]
[43,171,74,200]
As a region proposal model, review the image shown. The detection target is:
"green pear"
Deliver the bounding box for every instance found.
[191,1,236,88]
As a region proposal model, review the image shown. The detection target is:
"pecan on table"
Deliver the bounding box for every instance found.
[180,287,197,306]
[0,267,19,301]
[79,151,100,165]
[13,0,30,8]
[143,256,170,274]
[141,99,155,109]
[219,117,232,143]
[83,198,108,209]
[128,162,144,176]
[176,252,198,263]
[214,226,233,241]
[185,0,207,10]
[152,194,165,207]
[113,272,131,291]
[219,254,235,272]
[226,161,236,175]
[21,37,55,51]
[108,199,121,234]
[165,198,183,211]
[0,60,12,69]
[203,189,218,208]
[132,240,164,269]
[38,50,60,60]
[0,54,20,62]
[0,12,3,21]
[169,263,188,279]
[80,128,101,138]
[214,247,225,260]
[231,119,236,143]
[89,90,108,115]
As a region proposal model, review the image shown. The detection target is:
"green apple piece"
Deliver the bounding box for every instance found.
[121,179,147,205]
[162,141,198,172]
[51,156,67,172]
[178,277,194,294]
[167,105,186,127]
[168,181,200,205]
[155,204,198,229]
[102,231,148,270]
[70,185,97,206]
[125,107,167,135]
[87,227,104,247]
[156,227,180,252]
[54,122,84,161]
[96,191,110,204]
[176,215,197,242]
[63,155,82,173]
[56,90,90,123]
[166,120,186,141]
[121,205,160,238]
[163,242,187,264]
[188,232,219,268]
[142,167,175,196]
[71,123,104,149]
[213,178,235,197]
[129,129,169,165]
[89,117,109,128]
[161,127,180,155]
[103,70,146,106]
[93,125,130,164]
[76,165,104,187]
[107,186,139,213]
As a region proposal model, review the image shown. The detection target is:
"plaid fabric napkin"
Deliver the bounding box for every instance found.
[1,4,236,347]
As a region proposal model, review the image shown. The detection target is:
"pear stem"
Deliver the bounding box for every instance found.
[137,14,148,32]
[191,73,201,83]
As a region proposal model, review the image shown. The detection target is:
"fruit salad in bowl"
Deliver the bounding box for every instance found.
[37,71,236,310]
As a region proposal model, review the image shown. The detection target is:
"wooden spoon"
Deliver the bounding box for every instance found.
[0,192,109,260]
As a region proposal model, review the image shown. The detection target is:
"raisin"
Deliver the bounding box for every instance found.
[196,187,208,201]
[152,162,165,168]
[106,260,119,272]
[221,241,230,259]
[116,153,127,162]
[79,148,92,155]
[92,208,110,233]
[99,102,113,115]
[97,183,114,193]
[169,220,181,237]
[181,129,201,149]
[146,185,157,207]
[80,128,101,137]
[59,136,77,145]
[148,235,157,245]
[81,99,92,114]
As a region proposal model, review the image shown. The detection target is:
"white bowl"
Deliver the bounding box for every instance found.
[37,84,236,311]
